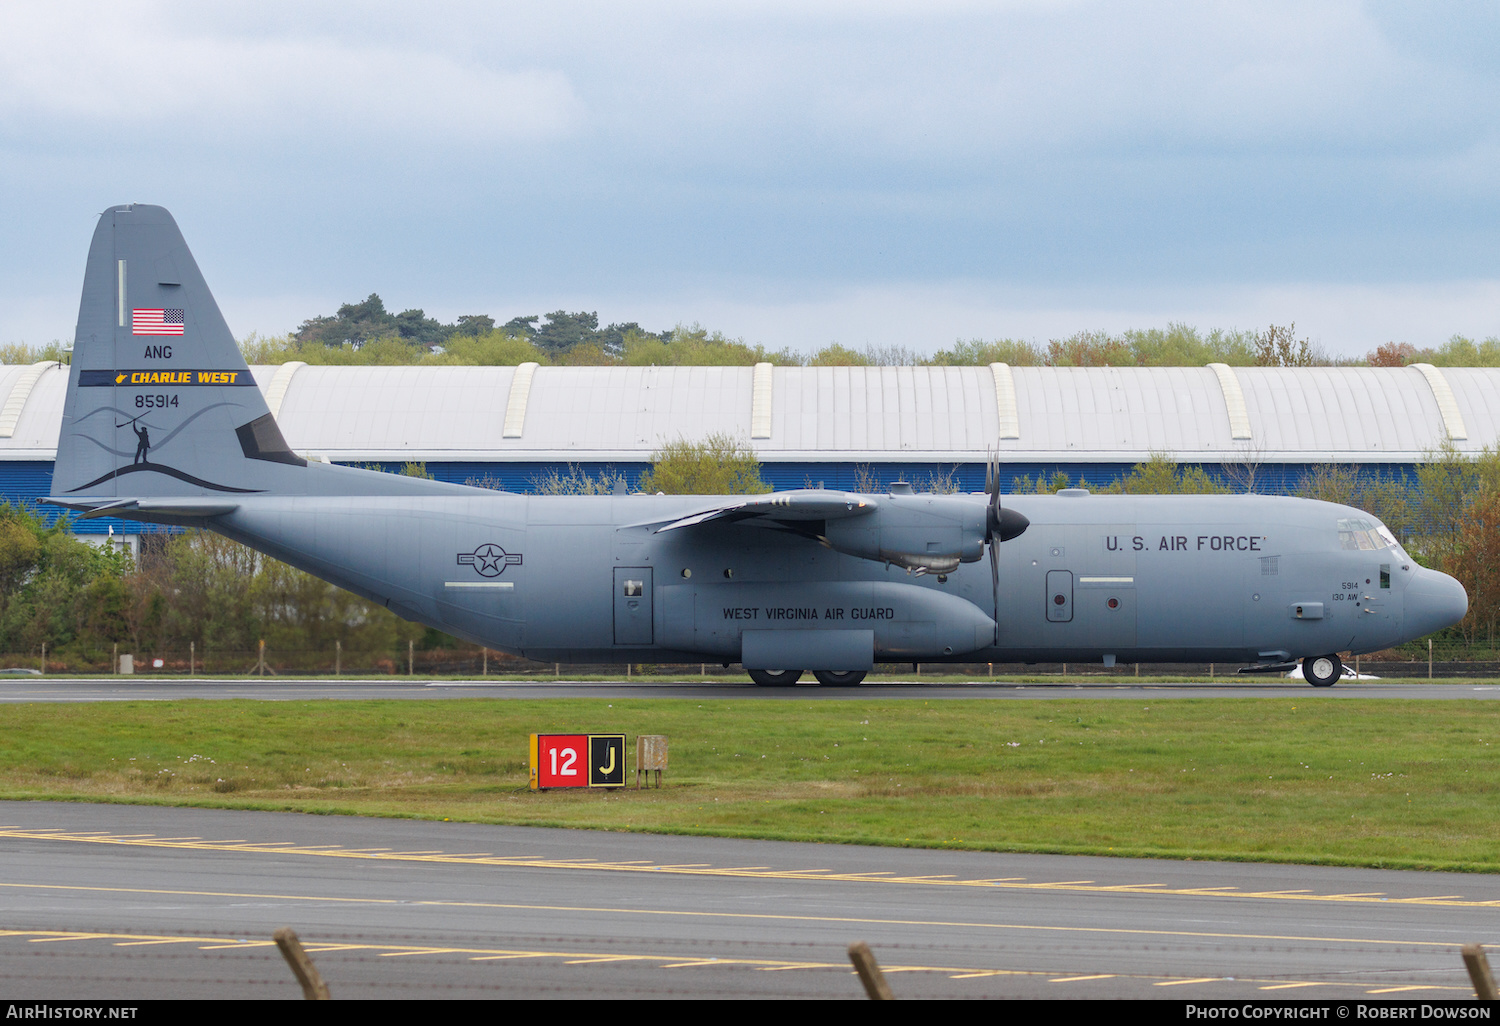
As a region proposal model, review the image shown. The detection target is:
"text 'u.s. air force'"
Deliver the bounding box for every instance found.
[1106,534,1267,552]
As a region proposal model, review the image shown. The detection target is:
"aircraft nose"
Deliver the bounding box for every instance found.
[1404,569,1468,639]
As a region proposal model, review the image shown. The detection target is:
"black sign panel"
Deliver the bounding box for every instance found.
[588,734,626,788]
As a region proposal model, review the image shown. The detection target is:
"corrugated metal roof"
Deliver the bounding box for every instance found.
[1234,367,1450,457]
[0,362,66,454]
[2,363,1497,464]
[1443,368,1500,444]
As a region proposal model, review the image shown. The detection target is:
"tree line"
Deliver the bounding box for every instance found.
[0,510,429,674]
[289,293,677,360]
[274,292,1500,369]
[242,320,1500,370]
[7,310,1498,369]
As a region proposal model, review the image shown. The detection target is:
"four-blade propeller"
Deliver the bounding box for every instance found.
[983,450,1031,644]
[986,451,1002,644]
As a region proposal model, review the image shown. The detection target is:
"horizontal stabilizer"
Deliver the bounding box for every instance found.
[43,496,239,519]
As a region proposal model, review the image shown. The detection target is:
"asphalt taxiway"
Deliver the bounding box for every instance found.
[0,801,1494,1000]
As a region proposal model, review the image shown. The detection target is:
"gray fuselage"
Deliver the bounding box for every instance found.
[209,488,1464,667]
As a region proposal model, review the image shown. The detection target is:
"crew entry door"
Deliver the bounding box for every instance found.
[614,567,653,645]
[1046,570,1074,622]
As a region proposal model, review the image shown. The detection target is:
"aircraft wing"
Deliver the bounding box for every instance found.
[647,491,878,533]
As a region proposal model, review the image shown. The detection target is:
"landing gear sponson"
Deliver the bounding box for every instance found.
[746,669,868,687]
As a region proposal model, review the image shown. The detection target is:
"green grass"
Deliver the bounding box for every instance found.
[2,698,1497,872]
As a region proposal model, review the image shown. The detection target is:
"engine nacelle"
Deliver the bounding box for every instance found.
[823,494,988,573]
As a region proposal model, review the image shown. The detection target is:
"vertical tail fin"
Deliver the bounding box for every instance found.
[52,204,304,500]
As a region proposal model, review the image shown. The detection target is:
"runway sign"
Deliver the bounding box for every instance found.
[530,733,627,790]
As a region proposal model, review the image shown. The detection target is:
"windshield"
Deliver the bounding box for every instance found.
[1338,516,1405,557]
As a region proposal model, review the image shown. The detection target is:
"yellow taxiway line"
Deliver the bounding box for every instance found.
[3,825,1497,910]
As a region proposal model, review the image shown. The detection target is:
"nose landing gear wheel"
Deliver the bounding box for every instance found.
[812,670,867,686]
[747,668,804,686]
[1304,654,1343,687]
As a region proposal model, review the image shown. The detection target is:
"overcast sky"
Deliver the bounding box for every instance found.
[3,1,1497,358]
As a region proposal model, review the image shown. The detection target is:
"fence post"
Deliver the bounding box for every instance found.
[40,641,45,676]
[1462,944,1497,1000]
[189,641,194,676]
[848,941,894,1000]
[408,639,414,676]
[1429,638,1433,679]
[273,927,330,1000]
[482,647,487,676]
[335,639,341,677]
[112,642,117,676]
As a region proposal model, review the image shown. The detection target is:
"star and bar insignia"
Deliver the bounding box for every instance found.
[457,543,523,577]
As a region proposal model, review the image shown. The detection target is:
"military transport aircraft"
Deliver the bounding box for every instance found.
[43,206,1468,687]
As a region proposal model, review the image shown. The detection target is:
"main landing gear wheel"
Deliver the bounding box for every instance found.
[748,668,804,686]
[1304,654,1343,687]
[812,670,867,687]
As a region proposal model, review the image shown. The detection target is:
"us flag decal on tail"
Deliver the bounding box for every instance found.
[132,308,185,335]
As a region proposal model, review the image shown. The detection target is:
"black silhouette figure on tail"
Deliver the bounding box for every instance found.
[116,415,151,464]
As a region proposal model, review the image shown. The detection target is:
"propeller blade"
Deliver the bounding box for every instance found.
[990,530,1000,645]
[988,448,1002,643]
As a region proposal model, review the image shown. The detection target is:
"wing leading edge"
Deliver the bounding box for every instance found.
[648,490,878,534]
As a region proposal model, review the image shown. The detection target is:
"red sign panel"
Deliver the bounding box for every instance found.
[534,733,588,788]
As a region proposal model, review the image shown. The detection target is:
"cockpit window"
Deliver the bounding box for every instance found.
[1338,517,1403,555]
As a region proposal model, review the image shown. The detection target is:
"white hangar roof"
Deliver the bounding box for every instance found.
[1,360,1496,464]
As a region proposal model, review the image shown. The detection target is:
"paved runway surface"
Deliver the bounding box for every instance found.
[0,801,1494,1000]
[3,678,1500,701]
